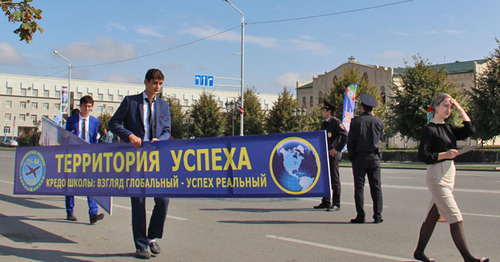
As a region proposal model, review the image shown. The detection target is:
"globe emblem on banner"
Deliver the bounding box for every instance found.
[19,150,46,192]
[269,137,321,195]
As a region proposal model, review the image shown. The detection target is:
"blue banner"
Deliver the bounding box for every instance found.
[14,131,331,198]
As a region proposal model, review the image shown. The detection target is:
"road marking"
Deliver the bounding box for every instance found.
[75,196,190,221]
[462,212,500,219]
[266,234,412,261]
[342,182,500,194]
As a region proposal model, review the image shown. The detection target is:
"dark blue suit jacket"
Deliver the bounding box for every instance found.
[65,114,99,144]
[108,93,171,141]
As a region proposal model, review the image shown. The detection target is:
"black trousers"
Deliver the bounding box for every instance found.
[352,153,383,220]
[131,197,170,250]
[322,152,342,206]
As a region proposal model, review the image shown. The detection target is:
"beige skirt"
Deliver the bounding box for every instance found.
[426,160,463,224]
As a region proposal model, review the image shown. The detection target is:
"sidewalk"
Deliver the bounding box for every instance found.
[340,161,500,172]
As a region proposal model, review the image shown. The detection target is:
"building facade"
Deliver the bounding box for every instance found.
[0,73,278,140]
[297,57,494,147]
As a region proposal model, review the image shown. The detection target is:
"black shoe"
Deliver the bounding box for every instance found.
[149,241,161,254]
[374,218,383,224]
[90,213,104,224]
[66,213,77,221]
[314,202,331,209]
[350,217,365,223]
[134,249,150,259]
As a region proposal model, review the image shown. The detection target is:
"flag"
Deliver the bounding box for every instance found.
[40,117,113,214]
[341,84,357,152]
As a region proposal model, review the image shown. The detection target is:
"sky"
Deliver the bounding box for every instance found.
[0,0,499,95]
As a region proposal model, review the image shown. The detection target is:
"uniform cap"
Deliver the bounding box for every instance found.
[322,100,338,111]
[359,94,378,107]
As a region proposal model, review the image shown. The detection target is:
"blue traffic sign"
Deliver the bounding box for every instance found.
[195,75,214,86]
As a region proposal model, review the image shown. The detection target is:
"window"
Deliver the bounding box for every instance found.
[32,89,38,97]
[77,92,82,99]
[96,106,103,113]
[6,87,12,95]
[118,95,123,101]
[21,88,27,96]
[20,101,27,108]
[44,90,50,97]
[107,106,113,113]
[3,126,10,134]
[4,113,11,121]
[55,103,60,110]
[32,102,38,109]
[310,96,313,107]
[108,94,113,101]
[31,115,37,123]
[43,103,49,110]
[19,114,26,121]
[302,97,306,106]
[5,100,12,108]
[318,91,323,104]
[98,94,103,101]
[56,91,61,98]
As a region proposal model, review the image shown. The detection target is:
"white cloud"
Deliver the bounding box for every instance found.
[106,22,127,32]
[445,29,465,35]
[374,50,405,59]
[288,39,332,55]
[61,38,136,62]
[105,73,141,84]
[0,43,26,65]
[274,71,316,89]
[134,26,163,38]
[392,31,412,37]
[179,26,277,48]
[426,30,439,35]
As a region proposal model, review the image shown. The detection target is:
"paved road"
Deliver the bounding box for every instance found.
[1,150,499,261]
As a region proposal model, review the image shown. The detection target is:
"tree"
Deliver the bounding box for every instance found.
[242,88,266,135]
[98,112,112,134]
[1,0,43,43]
[325,66,384,119]
[163,96,185,139]
[266,88,301,134]
[189,91,224,138]
[469,39,500,144]
[389,55,461,141]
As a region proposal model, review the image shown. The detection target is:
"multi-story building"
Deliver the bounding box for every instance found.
[0,73,278,140]
[296,57,493,147]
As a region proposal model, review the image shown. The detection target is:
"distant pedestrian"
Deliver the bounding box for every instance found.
[347,94,384,224]
[413,93,488,262]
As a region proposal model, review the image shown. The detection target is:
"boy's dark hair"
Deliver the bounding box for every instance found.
[145,68,164,81]
[80,95,94,106]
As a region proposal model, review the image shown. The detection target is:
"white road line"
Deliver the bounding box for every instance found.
[462,212,500,219]
[266,234,412,261]
[342,182,500,194]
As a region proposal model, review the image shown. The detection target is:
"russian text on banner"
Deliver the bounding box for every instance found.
[15,131,331,198]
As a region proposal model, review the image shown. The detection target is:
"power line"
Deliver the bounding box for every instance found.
[247,0,413,25]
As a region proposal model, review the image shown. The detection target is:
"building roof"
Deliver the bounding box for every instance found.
[394,59,487,75]
[296,81,313,89]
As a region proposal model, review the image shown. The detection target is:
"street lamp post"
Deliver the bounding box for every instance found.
[53,50,72,116]
[224,0,244,136]
[225,101,236,136]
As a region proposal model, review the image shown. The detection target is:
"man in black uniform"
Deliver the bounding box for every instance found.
[314,101,347,211]
[347,94,384,223]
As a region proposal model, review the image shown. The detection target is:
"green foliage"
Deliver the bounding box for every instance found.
[266,88,301,134]
[325,66,385,119]
[469,39,500,143]
[1,0,43,43]
[241,88,266,135]
[98,112,112,134]
[17,132,39,146]
[163,96,185,139]
[389,55,461,141]
[189,91,224,138]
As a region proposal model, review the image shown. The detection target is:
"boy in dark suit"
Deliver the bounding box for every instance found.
[109,69,171,259]
[65,95,104,224]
